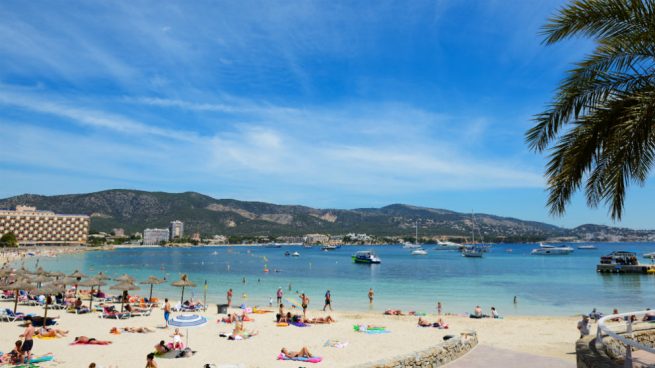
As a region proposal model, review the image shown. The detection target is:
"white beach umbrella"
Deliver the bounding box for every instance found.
[167,314,207,347]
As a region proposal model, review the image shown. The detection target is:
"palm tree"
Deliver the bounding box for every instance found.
[526,0,655,220]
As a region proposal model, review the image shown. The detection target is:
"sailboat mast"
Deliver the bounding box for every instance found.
[415,221,418,246]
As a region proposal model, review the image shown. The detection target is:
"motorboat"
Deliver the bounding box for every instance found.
[411,248,428,256]
[643,252,655,259]
[402,242,421,249]
[434,240,462,250]
[291,252,300,257]
[321,245,338,251]
[531,243,574,255]
[262,243,282,248]
[462,246,484,258]
[577,245,597,250]
[284,251,290,256]
[352,251,381,264]
[303,245,312,249]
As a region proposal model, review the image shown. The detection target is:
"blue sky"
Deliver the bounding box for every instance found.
[1,0,654,229]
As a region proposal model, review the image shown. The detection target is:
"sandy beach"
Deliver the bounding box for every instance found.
[0,302,580,367]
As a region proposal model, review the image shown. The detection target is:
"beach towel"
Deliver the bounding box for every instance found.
[34,335,59,340]
[353,325,389,334]
[28,354,54,363]
[277,353,322,363]
[291,321,309,327]
[324,340,348,348]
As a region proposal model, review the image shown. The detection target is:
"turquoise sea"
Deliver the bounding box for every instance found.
[17,243,655,316]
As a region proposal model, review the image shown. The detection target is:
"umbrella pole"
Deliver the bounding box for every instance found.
[89,293,94,311]
[180,286,185,306]
[149,284,153,301]
[13,290,18,314]
[43,299,49,328]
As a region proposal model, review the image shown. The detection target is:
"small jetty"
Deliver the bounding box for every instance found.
[596,251,655,274]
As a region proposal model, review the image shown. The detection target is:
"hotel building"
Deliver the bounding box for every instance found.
[169,220,184,240]
[143,228,170,245]
[0,206,89,245]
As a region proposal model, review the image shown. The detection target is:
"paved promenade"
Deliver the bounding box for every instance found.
[445,344,575,368]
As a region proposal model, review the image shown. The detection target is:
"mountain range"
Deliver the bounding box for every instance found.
[0,189,652,242]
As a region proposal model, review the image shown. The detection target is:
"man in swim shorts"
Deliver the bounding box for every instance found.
[301,293,309,318]
[163,298,171,328]
[20,319,34,363]
[323,290,332,311]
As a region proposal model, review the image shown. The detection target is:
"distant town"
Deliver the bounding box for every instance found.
[1,205,655,247]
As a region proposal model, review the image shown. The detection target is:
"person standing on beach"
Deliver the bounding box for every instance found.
[227,289,233,307]
[163,298,171,328]
[437,301,442,316]
[368,288,374,304]
[288,282,292,292]
[577,315,590,339]
[323,290,332,311]
[19,319,34,364]
[301,293,310,318]
[277,287,283,305]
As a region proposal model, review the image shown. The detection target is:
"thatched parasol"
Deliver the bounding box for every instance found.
[68,270,87,280]
[30,274,52,288]
[6,278,36,314]
[171,274,196,305]
[48,271,66,280]
[114,273,136,283]
[109,281,140,312]
[78,277,107,310]
[95,272,111,281]
[34,283,65,327]
[140,276,165,301]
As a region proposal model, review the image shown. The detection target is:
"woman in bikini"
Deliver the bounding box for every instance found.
[74,336,112,345]
[281,346,313,358]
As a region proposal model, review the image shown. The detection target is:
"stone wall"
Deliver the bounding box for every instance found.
[576,330,655,368]
[352,331,478,368]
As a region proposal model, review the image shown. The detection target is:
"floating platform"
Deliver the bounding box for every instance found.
[597,264,655,274]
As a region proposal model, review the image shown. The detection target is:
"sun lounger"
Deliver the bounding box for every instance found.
[130,308,152,317]
[99,307,130,319]
[2,308,25,322]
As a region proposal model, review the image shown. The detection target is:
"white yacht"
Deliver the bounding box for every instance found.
[531,243,574,255]
[462,245,484,258]
[291,251,300,257]
[643,252,655,259]
[434,240,462,251]
[411,248,428,256]
[403,221,423,249]
[577,244,597,250]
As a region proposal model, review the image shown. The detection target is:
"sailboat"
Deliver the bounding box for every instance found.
[462,212,485,258]
[406,221,427,255]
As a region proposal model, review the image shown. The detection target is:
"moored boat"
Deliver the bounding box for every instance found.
[321,245,338,251]
[462,246,484,258]
[531,243,574,255]
[577,245,597,250]
[434,240,462,250]
[643,252,655,259]
[411,248,428,256]
[352,251,381,264]
[291,251,300,257]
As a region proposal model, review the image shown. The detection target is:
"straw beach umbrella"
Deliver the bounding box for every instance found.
[68,270,87,280]
[171,274,196,305]
[114,274,136,283]
[78,277,106,310]
[109,281,140,312]
[30,274,52,288]
[6,278,36,314]
[140,276,165,301]
[34,283,65,327]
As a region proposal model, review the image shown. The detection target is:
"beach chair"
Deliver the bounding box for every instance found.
[130,307,152,317]
[3,308,25,322]
[100,306,130,319]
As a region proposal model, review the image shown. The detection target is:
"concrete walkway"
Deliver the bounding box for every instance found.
[444,344,575,368]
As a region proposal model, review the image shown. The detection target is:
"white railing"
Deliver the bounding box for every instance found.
[596,310,655,368]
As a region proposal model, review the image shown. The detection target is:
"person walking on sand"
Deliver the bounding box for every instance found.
[277,287,283,305]
[323,290,332,311]
[437,301,442,316]
[577,315,590,339]
[368,288,374,304]
[19,319,34,364]
[301,293,310,318]
[227,289,233,307]
[163,298,171,328]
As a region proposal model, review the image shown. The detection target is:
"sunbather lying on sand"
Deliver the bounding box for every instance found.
[418,317,448,328]
[281,347,313,358]
[37,326,69,337]
[241,311,254,322]
[220,313,237,323]
[111,326,153,333]
[74,336,112,345]
[305,316,336,324]
[384,309,403,315]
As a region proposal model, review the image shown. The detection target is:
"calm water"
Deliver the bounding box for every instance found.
[18,243,655,316]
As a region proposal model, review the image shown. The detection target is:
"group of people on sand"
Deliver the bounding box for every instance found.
[275,303,336,324]
[418,316,449,328]
[470,305,500,319]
